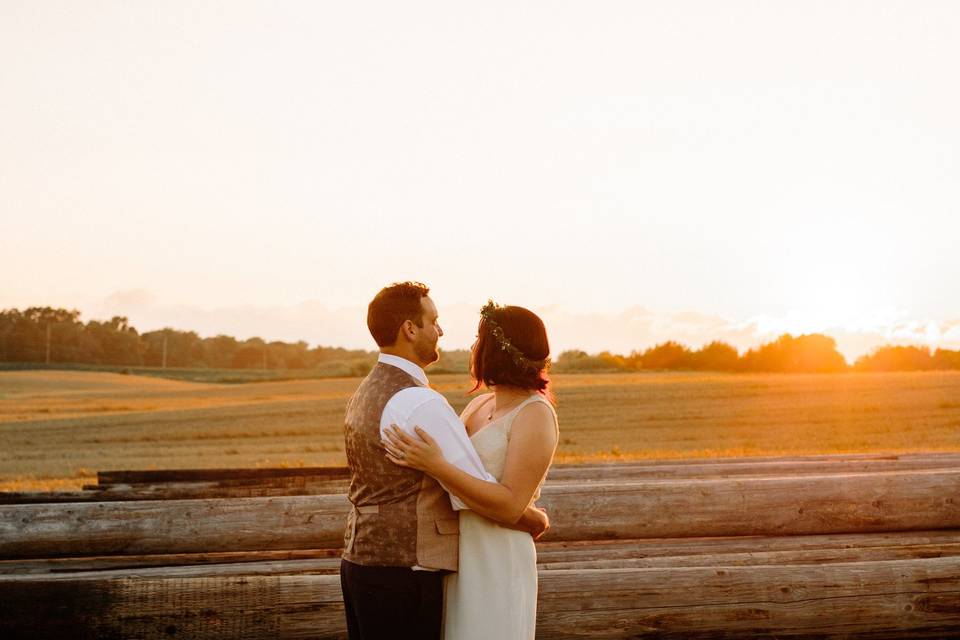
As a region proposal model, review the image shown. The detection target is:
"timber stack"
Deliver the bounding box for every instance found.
[1,452,960,638]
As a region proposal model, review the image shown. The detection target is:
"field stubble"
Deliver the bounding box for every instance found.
[1,370,959,490]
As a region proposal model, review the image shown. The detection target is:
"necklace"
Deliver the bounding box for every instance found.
[486,394,529,421]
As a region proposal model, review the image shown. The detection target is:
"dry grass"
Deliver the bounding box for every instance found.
[2,370,960,491]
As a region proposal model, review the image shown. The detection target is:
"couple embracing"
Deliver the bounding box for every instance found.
[339,281,559,639]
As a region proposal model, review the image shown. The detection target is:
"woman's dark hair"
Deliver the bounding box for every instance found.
[471,305,552,400]
[367,281,430,347]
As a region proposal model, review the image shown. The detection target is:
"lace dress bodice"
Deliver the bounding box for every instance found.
[467,394,557,502]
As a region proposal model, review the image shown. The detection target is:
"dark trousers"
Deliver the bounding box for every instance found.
[340,559,444,640]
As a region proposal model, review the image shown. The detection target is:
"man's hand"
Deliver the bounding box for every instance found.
[515,505,550,540]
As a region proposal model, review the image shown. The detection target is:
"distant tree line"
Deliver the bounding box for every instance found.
[554,334,960,374]
[2,307,959,375]
[0,307,374,376]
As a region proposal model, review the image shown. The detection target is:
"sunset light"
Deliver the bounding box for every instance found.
[3,4,960,638]
[2,2,958,360]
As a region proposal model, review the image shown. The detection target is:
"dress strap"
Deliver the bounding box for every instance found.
[505,394,559,438]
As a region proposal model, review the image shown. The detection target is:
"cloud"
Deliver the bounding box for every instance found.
[534,307,765,356]
[100,289,157,309]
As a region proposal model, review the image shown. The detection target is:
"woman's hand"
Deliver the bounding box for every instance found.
[383,424,446,475]
[527,507,550,540]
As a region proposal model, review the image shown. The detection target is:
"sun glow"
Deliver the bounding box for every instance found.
[1,3,958,363]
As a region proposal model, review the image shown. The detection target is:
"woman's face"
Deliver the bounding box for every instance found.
[469,323,485,380]
[471,320,484,354]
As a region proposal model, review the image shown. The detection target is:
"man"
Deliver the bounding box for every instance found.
[339,281,549,640]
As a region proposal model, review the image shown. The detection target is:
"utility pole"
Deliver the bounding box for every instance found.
[162,333,168,369]
[45,323,51,364]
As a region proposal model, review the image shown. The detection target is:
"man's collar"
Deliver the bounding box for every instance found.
[377,353,429,386]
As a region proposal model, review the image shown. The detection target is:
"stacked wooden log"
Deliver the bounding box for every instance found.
[2,452,960,638]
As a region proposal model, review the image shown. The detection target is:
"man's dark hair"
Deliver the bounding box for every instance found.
[367,281,430,347]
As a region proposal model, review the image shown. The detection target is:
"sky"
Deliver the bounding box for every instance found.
[2,1,958,360]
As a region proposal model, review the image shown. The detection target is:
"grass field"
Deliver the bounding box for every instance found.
[0,362,369,384]
[1,369,959,491]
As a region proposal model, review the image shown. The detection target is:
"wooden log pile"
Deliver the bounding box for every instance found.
[1,452,959,638]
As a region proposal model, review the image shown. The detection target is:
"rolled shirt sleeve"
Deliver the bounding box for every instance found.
[381,387,496,510]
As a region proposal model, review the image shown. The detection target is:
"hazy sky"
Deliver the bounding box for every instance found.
[2,2,958,359]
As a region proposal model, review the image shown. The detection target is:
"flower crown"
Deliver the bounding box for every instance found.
[479,300,550,370]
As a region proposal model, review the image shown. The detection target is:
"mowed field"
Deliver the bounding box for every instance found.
[1,369,959,491]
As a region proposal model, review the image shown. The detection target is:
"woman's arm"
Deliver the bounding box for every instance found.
[384,401,558,525]
[458,393,549,536]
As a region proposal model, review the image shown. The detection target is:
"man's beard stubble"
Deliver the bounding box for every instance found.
[413,338,439,365]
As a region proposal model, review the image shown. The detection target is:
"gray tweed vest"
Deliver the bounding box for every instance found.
[341,362,459,570]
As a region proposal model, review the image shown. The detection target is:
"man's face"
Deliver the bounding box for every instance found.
[412,296,443,366]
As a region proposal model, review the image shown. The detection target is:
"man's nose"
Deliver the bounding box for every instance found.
[437,324,444,337]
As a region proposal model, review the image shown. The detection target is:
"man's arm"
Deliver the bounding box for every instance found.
[384,402,558,526]
[381,389,496,510]
[383,389,553,534]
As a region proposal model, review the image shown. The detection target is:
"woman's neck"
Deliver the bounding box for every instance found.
[492,385,533,404]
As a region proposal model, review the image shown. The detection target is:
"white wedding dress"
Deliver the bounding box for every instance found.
[442,394,558,640]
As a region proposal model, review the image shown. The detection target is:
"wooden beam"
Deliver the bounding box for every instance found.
[0,557,342,581]
[0,494,350,558]
[0,548,341,576]
[91,452,960,486]
[82,454,960,503]
[5,530,960,576]
[3,471,960,558]
[539,542,960,570]
[536,470,960,541]
[1,453,947,505]
[6,452,959,505]
[548,454,960,482]
[3,536,959,581]
[97,466,350,485]
[535,557,960,638]
[0,479,350,505]
[6,530,960,576]
[0,574,346,640]
[535,530,960,564]
[1,556,959,639]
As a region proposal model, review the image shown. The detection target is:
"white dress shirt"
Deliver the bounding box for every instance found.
[377,353,496,510]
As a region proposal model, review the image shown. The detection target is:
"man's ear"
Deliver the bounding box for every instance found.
[400,319,416,342]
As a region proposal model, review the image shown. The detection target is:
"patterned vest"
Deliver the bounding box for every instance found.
[341,362,459,570]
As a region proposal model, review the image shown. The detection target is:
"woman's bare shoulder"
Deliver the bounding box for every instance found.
[512,398,558,438]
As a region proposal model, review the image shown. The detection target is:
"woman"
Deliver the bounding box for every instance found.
[383,300,558,639]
